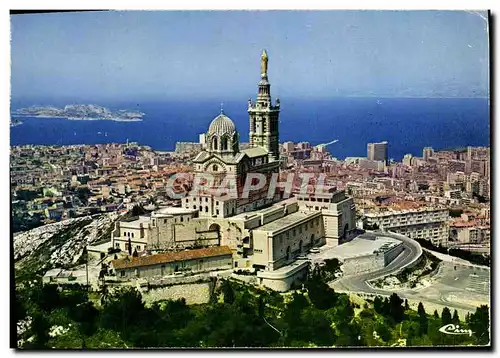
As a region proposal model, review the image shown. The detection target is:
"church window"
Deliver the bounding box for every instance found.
[181,216,184,222]
[193,205,197,209]
[213,137,218,150]
[213,164,218,171]
[205,197,208,202]
[205,206,209,213]
[216,209,220,215]
[222,137,228,150]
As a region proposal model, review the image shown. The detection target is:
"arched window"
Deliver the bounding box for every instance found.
[222,137,228,150]
[213,164,218,172]
[213,137,218,150]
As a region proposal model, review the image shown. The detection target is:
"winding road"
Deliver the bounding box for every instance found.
[328,231,490,314]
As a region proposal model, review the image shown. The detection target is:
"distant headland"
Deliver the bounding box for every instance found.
[12,104,145,122]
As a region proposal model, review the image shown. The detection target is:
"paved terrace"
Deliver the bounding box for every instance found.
[312,235,400,261]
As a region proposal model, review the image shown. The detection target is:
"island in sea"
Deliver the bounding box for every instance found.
[12,104,145,122]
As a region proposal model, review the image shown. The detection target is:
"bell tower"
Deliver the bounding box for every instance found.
[248,50,280,162]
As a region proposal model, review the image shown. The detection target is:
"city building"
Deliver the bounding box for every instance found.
[110,246,234,279]
[402,154,413,166]
[111,207,220,252]
[423,147,434,161]
[295,188,356,246]
[364,207,449,246]
[455,226,490,245]
[367,141,388,163]
[358,158,386,172]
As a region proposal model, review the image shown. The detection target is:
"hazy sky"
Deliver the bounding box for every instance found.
[10,10,489,102]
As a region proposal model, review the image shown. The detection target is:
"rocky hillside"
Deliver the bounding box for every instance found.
[14,214,118,279]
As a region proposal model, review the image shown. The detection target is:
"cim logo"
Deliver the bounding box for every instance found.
[439,324,473,337]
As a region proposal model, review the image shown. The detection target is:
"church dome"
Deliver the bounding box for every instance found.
[208,114,237,136]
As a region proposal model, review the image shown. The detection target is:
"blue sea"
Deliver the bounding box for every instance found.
[10,97,490,161]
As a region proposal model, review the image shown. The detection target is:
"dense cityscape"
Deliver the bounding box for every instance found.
[11,10,490,350]
[12,50,490,349]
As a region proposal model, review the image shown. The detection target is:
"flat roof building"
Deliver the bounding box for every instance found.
[367,141,388,163]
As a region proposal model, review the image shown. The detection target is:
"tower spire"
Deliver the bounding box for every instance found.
[220,102,224,114]
[249,50,280,162]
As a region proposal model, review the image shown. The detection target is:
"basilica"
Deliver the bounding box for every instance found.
[111,50,356,292]
[181,50,282,217]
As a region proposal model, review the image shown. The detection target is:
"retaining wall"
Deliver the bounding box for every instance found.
[343,253,385,276]
[142,281,213,305]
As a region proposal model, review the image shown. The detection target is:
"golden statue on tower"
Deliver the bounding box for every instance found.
[260,49,268,77]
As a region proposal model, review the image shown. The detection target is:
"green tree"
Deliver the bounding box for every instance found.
[406,321,420,346]
[283,292,308,328]
[375,322,392,343]
[46,324,85,349]
[433,310,439,319]
[86,328,128,348]
[469,305,490,346]
[258,295,264,317]
[26,312,51,349]
[99,288,146,336]
[35,284,61,312]
[127,237,132,255]
[68,301,99,337]
[336,320,365,347]
[295,307,337,347]
[221,280,235,304]
[417,302,428,336]
[452,309,460,324]
[373,296,383,314]
[404,299,410,310]
[305,277,337,310]
[388,293,405,323]
[441,307,452,326]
